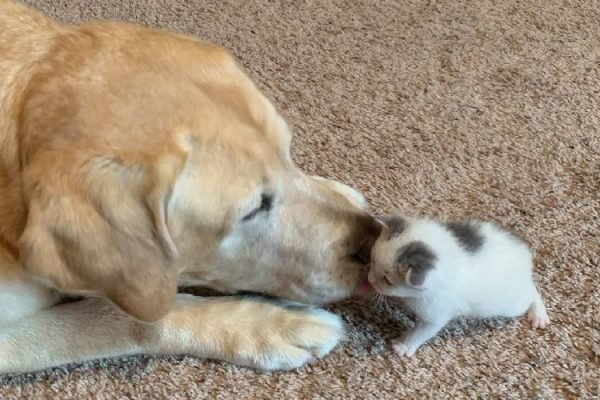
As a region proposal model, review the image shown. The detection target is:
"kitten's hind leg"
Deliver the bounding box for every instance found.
[527,290,550,329]
[392,318,448,357]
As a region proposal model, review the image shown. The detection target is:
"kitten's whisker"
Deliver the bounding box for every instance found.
[381,295,390,309]
[371,293,380,307]
[369,293,380,305]
[372,293,389,311]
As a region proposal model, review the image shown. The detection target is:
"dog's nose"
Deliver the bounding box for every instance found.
[349,245,370,266]
[348,213,382,264]
[352,240,372,264]
[360,213,383,244]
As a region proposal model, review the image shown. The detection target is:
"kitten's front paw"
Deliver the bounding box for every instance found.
[527,306,550,329]
[392,340,417,357]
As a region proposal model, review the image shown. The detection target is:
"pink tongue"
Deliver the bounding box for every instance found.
[353,281,374,296]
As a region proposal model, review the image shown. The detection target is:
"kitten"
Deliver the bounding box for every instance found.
[369,214,550,357]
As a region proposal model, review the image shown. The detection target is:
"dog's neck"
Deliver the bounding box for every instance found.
[0,2,58,257]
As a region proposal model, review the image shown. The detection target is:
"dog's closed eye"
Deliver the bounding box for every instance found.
[242,193,274,221]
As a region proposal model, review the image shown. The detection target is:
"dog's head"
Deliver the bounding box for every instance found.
[16,23,380,321]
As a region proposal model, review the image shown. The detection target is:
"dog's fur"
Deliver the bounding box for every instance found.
[0,1,380,373]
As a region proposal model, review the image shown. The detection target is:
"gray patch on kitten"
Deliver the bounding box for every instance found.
[395,241,437,286]
[379,216,408,238]
[445,221,484,253]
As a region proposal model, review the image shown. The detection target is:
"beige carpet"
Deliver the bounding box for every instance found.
[2,0,599,398]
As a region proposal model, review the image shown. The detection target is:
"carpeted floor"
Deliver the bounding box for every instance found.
[1,0,599,398]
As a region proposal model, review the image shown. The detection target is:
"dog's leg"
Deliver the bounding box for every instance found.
[0,257,62,327]
[0,294,344,374]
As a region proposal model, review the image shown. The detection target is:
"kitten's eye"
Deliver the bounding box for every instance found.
[242,193,274,221]
[384,275,393,286]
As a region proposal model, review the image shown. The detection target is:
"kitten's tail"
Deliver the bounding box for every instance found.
[527,290,550,329]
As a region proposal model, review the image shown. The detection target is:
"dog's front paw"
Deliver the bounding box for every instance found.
[224,300,345,371]
[158,296,345,371]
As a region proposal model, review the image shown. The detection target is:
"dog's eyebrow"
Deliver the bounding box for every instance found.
[242,193,274,221]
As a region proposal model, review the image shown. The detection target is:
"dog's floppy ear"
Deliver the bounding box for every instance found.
[19,150,187,322]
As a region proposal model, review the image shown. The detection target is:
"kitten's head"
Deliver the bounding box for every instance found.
[368,215,438,296]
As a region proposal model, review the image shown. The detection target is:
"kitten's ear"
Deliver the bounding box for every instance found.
[396,241,437,287]
[403,267,417,287]
[376,215,408,238]
[403,266,427,288]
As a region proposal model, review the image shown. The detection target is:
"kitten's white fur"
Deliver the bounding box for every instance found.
[369,215,550,357]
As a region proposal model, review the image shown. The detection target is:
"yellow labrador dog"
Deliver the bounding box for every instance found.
[0,1,380,373]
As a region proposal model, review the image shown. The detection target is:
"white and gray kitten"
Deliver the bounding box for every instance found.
[369,215,550,357]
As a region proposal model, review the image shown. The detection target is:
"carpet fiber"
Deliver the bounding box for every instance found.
[2,0,599,398]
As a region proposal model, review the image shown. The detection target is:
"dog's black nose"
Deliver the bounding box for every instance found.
[348,213,382,265]
[351,240,372,265]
